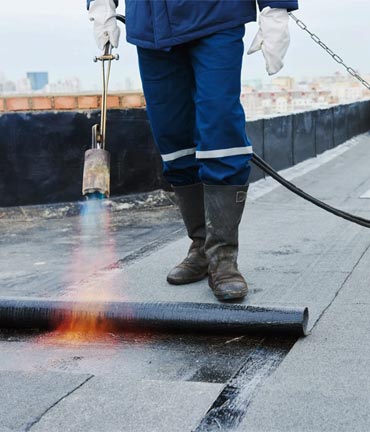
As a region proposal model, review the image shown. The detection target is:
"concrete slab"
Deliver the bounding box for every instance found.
[31,378,222,432]
[237,264,370,431]
[333,241,370,305]
[0,371,92,432]
[360,187,370,199]
[1,133,370,431]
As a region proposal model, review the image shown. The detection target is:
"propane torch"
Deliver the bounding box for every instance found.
[82,43,119,198]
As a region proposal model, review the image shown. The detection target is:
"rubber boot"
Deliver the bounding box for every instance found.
[204,184,249,301]
[167,183,209,285]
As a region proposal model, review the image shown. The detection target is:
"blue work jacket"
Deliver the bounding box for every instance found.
[88,0,299,50]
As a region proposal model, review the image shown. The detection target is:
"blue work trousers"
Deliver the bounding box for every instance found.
[137,25,252,186]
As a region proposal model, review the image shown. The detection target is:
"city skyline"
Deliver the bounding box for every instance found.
[2,70,368,122]
[2,69,369,95]
[1,0,370,91]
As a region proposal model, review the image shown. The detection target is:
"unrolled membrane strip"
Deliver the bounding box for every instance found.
[0,298,309,337]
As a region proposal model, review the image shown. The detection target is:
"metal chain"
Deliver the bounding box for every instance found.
[289,12,370,91]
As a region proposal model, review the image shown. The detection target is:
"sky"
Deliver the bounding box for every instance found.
[0,0,370,91]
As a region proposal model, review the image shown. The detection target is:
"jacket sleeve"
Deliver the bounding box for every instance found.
[257,0,298,12]
[87,0,119,10]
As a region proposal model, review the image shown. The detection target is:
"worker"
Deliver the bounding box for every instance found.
[87,0,298,301]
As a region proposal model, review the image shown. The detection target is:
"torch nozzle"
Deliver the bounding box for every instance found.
[82,148,111,198]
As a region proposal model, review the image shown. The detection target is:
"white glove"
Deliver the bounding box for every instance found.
[88,0,120,50]
[247,7,290,76]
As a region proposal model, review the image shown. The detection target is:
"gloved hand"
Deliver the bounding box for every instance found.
[88,0,120,50]
[247,7,290,76]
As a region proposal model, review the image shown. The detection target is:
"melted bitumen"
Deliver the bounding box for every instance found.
[195,336,296,431]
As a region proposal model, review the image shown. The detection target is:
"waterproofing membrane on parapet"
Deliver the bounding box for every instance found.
[0,102,369,207]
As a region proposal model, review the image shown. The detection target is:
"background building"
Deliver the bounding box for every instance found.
[241,72,370,120]
[26,72,49,91]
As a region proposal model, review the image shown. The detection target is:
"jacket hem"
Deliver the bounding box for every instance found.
[258,1,298,12]
[127,15,256,50]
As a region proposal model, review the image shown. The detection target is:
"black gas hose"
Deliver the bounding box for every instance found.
[252,154,370,229]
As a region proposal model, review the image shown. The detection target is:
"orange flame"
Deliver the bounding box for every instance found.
[54,309,118,344]
[50,199,123,343]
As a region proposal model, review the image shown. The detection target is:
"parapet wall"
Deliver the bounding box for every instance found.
[0,100,369,207]
[248,101,370,183]
[0,93,145,112]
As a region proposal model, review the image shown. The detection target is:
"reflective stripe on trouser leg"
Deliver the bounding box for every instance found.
[190,25,252,185]
[137,47,200,186]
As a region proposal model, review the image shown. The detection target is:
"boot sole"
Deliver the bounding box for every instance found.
[214,290,248,301]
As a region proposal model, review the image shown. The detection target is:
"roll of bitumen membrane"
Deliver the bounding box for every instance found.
[0,298,309,336]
